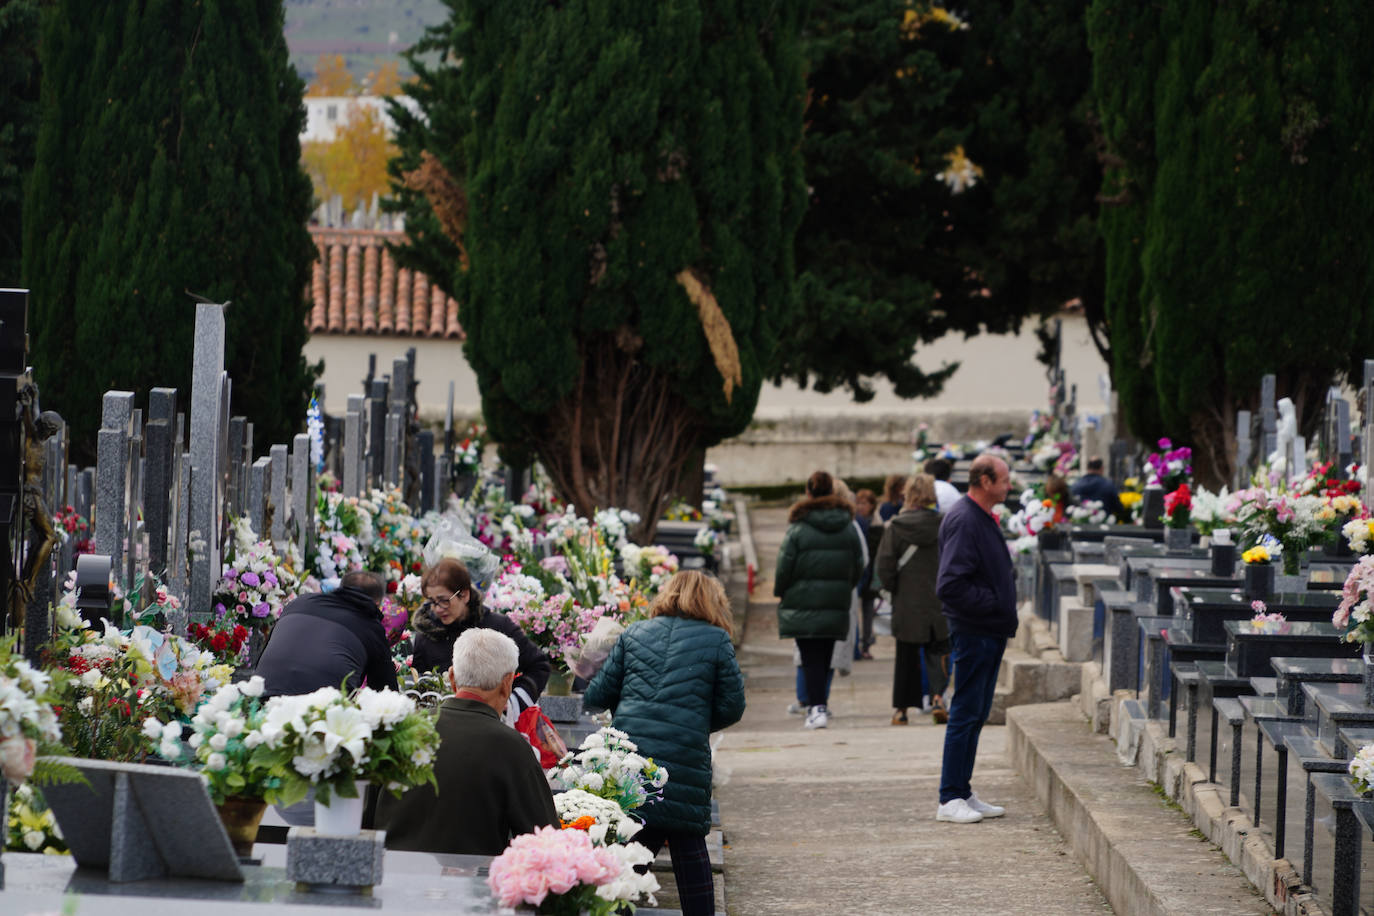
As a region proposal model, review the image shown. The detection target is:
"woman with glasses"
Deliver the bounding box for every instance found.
[412,557,551,721]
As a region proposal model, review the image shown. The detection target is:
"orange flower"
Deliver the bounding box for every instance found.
[561,816,596,831]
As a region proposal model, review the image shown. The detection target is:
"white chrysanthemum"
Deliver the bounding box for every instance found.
[355,688,414,730]
[239,676,266,698]
[205,752,228,772]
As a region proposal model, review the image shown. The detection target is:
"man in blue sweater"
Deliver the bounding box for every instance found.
[934,454,1017,824]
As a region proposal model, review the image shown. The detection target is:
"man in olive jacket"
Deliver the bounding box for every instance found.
[375,629,557,854]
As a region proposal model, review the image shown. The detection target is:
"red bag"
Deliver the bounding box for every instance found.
[515,705,569,768]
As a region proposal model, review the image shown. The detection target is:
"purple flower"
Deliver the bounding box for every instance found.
[252,602,271,618]
[264,571,278,586]
[214,603,227,618]
[241,571,261,588]
[223,568,238,580]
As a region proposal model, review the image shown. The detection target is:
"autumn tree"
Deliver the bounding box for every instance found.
[307,53,354,96]
[302,102,397,212]
[23,0,318,453]
[389,0,807,538]
[1087,0,1374,487]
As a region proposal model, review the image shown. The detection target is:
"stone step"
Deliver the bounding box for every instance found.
[1008,700,1275,916]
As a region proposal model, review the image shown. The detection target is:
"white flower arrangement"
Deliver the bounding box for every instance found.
[1345,517,1374,554]
[1351,743,1374,795]
[1067,500,1108,526]
[693,525,720,558]
[552,727,668,813]
[554,787,644,845]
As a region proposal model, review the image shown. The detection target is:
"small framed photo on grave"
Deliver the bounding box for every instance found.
[42,757,244,883]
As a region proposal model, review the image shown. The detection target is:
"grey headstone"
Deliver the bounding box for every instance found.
[101,391,135,434]
[1234,410,1252,489]
[368,380,388,486]
[291,433,314,559]
[188,303,226,616]
[434,453,451,510]
[343,410,363,497]
[347,394,366,415]
[125,415,144,594]
[249,456,271,537]
[75,468,93,526]
[1336,398,1352,471]
[144,420,172,578]
[95,427,127,581]
[170,455,191,605]
[269,444,288,545]
[227,417,247,518]
[1291,435,1307,480]
[285,827,385,889]
[242,422,255,507]
[418,429,435,513]
[384,411,401,489]
[390,357,409,411]
[148,387,177,427]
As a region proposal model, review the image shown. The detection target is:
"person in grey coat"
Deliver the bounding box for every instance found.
[875,474,950,725]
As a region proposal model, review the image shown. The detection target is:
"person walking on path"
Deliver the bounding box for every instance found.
[875,474,950,725]
[584,570,746,916]
[854,488,883,660]
[935,454,1016,824]
[774,470,864,730]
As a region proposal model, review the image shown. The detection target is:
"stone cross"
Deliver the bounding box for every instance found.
[95,390,134,584]
[188,303,226,616]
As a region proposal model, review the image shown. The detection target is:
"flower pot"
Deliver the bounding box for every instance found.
[544,668,573,697]
[1244,563,1274,600]
[314,781,368,837]
[1163,527,1191,552]
[215,795,268,858]
[1327,534,1355,559]
[1141,487,1165,529]
[1210,542,1236,577]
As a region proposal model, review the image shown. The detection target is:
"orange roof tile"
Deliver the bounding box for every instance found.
[306,227,464,340]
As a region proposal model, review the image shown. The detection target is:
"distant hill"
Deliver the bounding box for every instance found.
[283,0,448,85]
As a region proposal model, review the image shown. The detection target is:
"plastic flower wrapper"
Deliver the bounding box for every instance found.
[555,787,644,845]
[1351,744,1374,795]
[487,825,657,915]
[552,727,668,814]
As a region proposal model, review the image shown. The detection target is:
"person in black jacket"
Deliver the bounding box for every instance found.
[255,570,399,698]
[934,454,1016,825]
[1070,456,1125,521]
[413,557,550,723]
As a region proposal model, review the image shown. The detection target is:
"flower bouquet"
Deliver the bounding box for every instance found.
[6,782,66,853]
[693,526,720,558]
[1163,483,1192,529]
[1228,488,1324,575]
[1334,556,1374,645]
[0,638,68,785]
[249,686,440,806]
[1344,516,1374,555]
[367,487,434,583]
[313,491,376,588]
[1067,499,1109,526]
[487,825,658,916]
[214,517,302,631]
[555,787,644,845]
[1351,743,1374,795]
[1249,600,1289,634]
[53,505,92,556]
[505,595,618,676]
[454,423,487,476]
[551,727,667,813]
[186,617,252,666]
[1145,438,1192,491]
[142,676,276,804]
[380,572,425,646]
[617,543,679,600]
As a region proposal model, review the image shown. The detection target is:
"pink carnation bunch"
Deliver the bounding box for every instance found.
[487,826,621,908]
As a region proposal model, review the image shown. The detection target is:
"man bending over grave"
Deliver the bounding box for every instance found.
[374,628,558,854]
[255,570,399,697]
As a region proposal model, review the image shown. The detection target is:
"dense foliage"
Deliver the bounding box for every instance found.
[782,0,1103,401]
[22,0,318,453]
[1088,0,1374,486]
[389,0,808,535]
[0,0,43,286]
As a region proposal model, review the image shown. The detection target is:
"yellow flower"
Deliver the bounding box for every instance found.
[1242,546,1271,564]
[1119,492,1143,508]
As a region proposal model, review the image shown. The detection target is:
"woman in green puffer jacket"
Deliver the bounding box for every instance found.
[774,470,865,730]
[584,570,745,916]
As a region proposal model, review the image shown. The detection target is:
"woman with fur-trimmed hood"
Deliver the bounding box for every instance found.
[774,470,864,730]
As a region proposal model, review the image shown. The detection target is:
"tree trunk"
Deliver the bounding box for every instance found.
[537,337,700,545]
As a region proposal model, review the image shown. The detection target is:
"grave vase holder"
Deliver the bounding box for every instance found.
[1281,546,1302,577]
[314,781,368,837]
[1327,532,1354,559]
[1036,527,1069,553]
[1210,542,1236,577]
[544,668,573,697]
[215,795,268,858]
[1141,487,1165,529]
[1163,526,1191,552]
[1244,563,1274,600]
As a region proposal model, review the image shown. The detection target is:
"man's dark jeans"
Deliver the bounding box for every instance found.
[939,631,1007,804]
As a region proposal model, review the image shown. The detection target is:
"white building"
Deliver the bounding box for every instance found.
[301,95,423,143]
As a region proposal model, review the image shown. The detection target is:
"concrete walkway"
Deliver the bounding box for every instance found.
[715,505,1112,915]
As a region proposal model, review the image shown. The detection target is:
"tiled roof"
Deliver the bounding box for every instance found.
[307,227,464,339]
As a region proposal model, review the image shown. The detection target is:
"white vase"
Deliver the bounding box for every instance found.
[313,781,367,836]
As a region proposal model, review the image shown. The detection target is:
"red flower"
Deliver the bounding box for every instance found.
[387,580,399,593]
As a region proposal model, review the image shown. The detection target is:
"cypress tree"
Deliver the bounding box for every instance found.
[781,0,1103,400]
[0,0,43,286]
[1089,0,1374,485]
[391,0,807,535]
[22,0,316,452]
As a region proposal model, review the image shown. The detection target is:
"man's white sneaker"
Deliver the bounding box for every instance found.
[804,705,830,729]
[967,792,1005,818]
[786,701,808,715]
[935,797,984,823]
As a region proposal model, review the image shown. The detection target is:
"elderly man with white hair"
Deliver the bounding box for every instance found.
[374,628,557,854]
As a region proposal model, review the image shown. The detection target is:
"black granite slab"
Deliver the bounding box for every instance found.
[1179,588,1339,645]
[1214,696,1246,808]
[1307,682,1374,760]
[1239,695,1304,837]
[1289,734,1352,887]
[1226,619,1358,679]
[1273,657,1365,717]
[1197,659,1256,774]
[1311,772,1365,915]
[1261,718,1311,860]
[1104,591,1151,692]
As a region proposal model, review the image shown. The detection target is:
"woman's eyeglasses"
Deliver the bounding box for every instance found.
[428,589,462,607]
